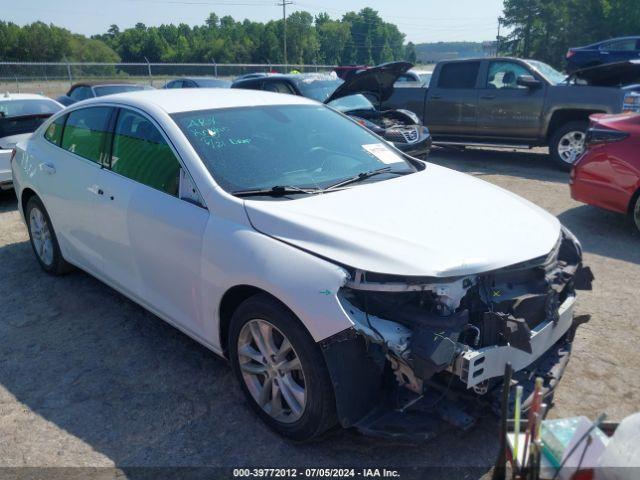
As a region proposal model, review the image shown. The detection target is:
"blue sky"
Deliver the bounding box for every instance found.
[4,0,505,43]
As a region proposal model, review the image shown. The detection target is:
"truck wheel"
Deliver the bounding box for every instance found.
[550,121,588,170]
[228,294,337,441]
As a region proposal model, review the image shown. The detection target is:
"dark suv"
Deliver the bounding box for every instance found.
[567,36,640,72]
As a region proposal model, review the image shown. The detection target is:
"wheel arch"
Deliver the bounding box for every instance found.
[20,187,39,218]
[218,284,314,359]
[546,109,602,141]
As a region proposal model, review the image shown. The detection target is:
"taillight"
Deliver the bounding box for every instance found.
[585,128,629,146]
[566,49,576,59]
[10,148,16,162]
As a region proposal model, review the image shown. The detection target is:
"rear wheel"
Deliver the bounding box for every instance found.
[228,294,337,441]
[25,196,72,275]
[549,121,588,170]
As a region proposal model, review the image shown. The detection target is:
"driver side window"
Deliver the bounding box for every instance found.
[110,109,181,196]
[486,62,530,90]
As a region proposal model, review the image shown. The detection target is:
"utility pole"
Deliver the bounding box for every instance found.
[496,17,502,56]
[278,0,293,67]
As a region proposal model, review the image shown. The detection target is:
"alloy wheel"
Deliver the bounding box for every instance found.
[557,130,586,165]
[29,207,54,266]
[237,319,307,423]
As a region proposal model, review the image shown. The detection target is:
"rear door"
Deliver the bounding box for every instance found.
[37,107,114,273]
[477,60,545,140]
[92,107,209,337]
[425,61,481,136]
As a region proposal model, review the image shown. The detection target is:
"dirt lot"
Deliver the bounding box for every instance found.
[0,147,639,479]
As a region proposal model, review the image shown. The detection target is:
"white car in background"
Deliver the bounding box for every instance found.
[11,89,590,441]
[0,93,63,190]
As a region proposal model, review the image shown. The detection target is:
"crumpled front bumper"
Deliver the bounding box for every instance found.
[321,312,585,442]
[453,294,576,389]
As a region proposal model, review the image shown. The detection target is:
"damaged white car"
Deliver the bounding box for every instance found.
[11,89,593,441]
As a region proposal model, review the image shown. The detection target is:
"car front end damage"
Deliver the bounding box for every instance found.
[320,228,594,440]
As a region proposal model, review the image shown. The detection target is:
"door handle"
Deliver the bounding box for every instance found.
[481,94,496,100]
[88,185,104,196]
[40,163,56,175]
[431,94,443,100]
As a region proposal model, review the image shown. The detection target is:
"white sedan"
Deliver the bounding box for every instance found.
[11,89,590,440]
[0,93,63,190]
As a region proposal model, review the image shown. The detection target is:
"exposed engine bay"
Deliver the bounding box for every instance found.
[348,109,423,145]
[321,228,594,439]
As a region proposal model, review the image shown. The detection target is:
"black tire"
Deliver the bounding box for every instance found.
[25,196,73,275]
[633,195,640,234]
[228,293,337,441]
[549,120,589,171]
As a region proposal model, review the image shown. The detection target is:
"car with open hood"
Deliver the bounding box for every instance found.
[0,93,63,190]
[231,62,432,158]
[11,89,592,441]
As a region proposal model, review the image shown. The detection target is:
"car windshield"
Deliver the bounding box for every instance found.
[172,105,414,197]
[93,85,151,97]
[293,77,343,102]
[327,94,374,112]
[525,60,567,85]
[0,99,61,118]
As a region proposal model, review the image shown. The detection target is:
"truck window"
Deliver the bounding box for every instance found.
[437,62,480,89]
[486,62,530,90]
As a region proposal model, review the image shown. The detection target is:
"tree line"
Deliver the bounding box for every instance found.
[500,0,640,69]
[0,8,417,66]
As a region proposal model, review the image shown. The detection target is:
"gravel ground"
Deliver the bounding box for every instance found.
[0,147,638,479]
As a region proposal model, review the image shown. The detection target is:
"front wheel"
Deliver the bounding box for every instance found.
[549,121,588,170]
[228,294,337,441]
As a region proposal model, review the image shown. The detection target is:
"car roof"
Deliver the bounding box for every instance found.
[77,88,318,114]
[0,92,54,101]
[70,81,142,88]
[584,36,640,48]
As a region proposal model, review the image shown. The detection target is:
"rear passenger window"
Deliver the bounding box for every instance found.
[110,109,180,196]
[61,107,112,163]
[44,115,66,146]
[437,62,481,89]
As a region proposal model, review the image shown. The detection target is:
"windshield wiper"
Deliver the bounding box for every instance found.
[322,166,406,192]
[232,185,320,198]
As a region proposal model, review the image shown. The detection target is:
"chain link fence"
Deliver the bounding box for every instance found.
[0,62,337,98]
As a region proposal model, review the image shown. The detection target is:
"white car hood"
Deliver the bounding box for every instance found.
[0,133,32,150]
[244,164,561,277]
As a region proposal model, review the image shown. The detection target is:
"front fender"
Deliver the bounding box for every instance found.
[200,218,353,349]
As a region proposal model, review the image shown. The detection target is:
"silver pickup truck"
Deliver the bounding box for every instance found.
[383,57,640,169]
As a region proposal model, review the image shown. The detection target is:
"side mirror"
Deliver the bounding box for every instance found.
[517,74,542,88]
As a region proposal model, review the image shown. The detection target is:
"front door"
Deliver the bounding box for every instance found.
[477,61,545,140]
[92,107,210,338]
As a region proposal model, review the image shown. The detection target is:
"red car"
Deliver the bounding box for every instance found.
[570,113,640,232]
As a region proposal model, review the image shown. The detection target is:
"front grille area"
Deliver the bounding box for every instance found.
[385,126,420,144]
